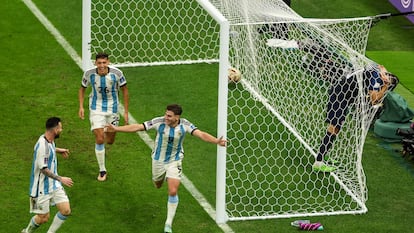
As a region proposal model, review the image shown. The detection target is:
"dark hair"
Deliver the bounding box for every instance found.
[95,52,109,60]
[166,104,182,115]
[46,117,61,130]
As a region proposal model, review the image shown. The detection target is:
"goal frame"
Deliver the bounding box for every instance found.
[82,0,230,223]
[82,0,372,224]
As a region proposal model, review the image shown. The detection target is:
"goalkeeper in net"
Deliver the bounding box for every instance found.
[315,63,398,172]
[267,37,399,172]
[302,40,398,172]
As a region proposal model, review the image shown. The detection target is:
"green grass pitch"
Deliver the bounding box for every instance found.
[1,0,414,232]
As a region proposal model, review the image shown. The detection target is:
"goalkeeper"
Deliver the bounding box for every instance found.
[314,63,398,172]
[267,38,399,172]
[299,41,398,172]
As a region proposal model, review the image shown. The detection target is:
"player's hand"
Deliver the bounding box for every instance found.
[60,149,70,158]
[217,136,227,147]
[60,177,74,187]
[78,108,85,120]
[104,124,116,133]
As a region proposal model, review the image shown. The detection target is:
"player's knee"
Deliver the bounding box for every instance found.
[60,208,71,216]
[36,213,50,224]
[168,190,178,196]
[95,138,105,144]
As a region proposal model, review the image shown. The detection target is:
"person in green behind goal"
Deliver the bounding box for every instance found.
[105,104,227,233]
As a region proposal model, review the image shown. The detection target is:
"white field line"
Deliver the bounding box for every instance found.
[23,0,234,232]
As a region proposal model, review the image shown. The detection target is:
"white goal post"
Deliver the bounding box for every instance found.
[83,0,390,223]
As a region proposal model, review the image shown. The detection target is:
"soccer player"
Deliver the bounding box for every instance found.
[78,52,129,181]
[266,38,398,172]
[105,104,227,233]
[313,63,397,172]
[21,117,73,233]
[299,40,398,172]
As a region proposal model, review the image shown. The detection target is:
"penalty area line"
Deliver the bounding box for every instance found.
[23,1,234,232]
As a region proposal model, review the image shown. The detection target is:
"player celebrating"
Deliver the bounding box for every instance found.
[21,117,73,233]
[78,52,129,181]
[106,104,227,233]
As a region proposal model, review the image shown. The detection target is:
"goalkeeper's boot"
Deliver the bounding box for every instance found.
[313,162,336,172]
[164,224,172,233]
[324,156,340,165]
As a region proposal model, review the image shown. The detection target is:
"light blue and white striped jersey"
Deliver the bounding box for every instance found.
[143,117,198,163]
[28,135,61,197]
[81,66,127,114]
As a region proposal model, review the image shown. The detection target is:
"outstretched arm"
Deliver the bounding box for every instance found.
[192,129,227,147]
[106,123,145,133]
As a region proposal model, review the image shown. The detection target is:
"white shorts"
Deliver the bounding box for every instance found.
[152,160,182,182]
[89,111,120,131]
[29,188,69,214]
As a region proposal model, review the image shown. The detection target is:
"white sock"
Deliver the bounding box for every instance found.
[47,212,67,233]
[95,144,106,172]
[313,161,323,166]
[165,195,179,227]
[25,216,40,233]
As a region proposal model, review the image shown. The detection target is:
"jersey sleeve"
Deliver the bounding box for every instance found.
[110,66,127,87]
[81,71,91,88]
[35,139,49,169]
[143,116,165,130]
[181,118,198,134]
[119,74,127,87]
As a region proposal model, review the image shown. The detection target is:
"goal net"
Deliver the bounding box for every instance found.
[84,0,388,222]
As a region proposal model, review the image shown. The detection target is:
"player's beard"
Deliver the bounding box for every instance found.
[54,132,60,139]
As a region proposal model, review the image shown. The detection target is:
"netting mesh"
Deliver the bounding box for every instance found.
[90,0,220,65]
[223,1,378,219]
[88,0,389,221]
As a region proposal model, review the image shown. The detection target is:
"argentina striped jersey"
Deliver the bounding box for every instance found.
[29,135,61,197]
[143,117,197,163]
[81,66,127,114]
